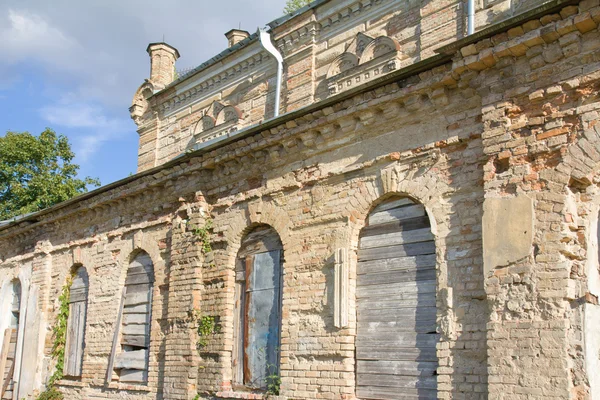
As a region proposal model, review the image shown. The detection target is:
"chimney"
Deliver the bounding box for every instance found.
[225,29,250,48]
[146,42,180,89]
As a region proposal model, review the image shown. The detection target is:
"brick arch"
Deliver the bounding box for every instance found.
[344,165,456,343]
[346,167,453,250]
[114,231,164,287]
[221,201,293,269]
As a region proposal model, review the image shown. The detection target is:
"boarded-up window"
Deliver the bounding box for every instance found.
[114,252,154,384]
[1,280,21,400]
[64,267,89,377]
[356,197,438,399]
[233,226,283,389]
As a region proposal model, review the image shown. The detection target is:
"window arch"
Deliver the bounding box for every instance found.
[233,225,283,389]
[356,196,438,399]
[64,266,89,377]
[1,279,21,399]
[112,251,154,384]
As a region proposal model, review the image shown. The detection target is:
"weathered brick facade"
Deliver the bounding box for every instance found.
[2,0,600,399]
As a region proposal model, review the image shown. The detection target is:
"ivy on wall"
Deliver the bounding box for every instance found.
[192,218,213,255]
[197,315,220,348]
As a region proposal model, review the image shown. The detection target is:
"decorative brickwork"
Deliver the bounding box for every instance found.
[2,0,600,399]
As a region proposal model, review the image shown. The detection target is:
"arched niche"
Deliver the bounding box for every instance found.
[215,105,242,126]
[359,36,401,64]
[326,52,359,79]
[355,196,438,399]
[232,225,284,390]
[194,115,216,135]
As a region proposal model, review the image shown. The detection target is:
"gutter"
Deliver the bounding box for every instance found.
[0,0,580,233]
[259,28,284,117]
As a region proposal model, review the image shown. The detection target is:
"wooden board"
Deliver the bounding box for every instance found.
[119,368,146,383]
[64,300,87,377]
[0,330,11,392]
[122,335,147,347]
[106,287,126,383]
[358,241,436,262]
[359,228,434,249]
[114,349,147,370]
[356,197,437,399]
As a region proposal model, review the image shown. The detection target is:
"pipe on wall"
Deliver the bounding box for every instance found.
[258,27,284,118]
[467,0,475,35]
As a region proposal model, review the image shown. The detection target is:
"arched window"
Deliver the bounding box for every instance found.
[1,280,21,399]
[356,197,438,399]
[112,252,154,384]
[233,226,283,389]
[64,266,89,377]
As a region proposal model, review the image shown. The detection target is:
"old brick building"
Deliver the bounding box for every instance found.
[1,0,600,398]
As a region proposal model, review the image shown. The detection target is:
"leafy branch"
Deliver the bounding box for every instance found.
[197,315,220,348]
[191,218,213,254]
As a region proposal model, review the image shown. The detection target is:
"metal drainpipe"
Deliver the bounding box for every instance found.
[467,0,475,35]
[258,27,283,118]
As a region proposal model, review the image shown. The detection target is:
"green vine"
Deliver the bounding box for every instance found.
[191,219,213,254]
[197,315,220,348]
[37,275,72,399]
[266,363,281,396]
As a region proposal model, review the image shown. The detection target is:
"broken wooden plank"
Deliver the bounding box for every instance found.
[358,254,436,275]
[359,228,434,249]
[371,198,415,213]
[357,295,437,310]
[0,329,11,396]
[360,216,431,238]
[123,303,149,314]
[124,291,151,307]
[119,368,146,383]
[357,373,437,389]
[105,287,126,384]
[114,350,147,370]
[357,360,437,376]
[125,273,153,286]
[358,241,436,261]
[123,313,149,325]
[356,347,438,362]
[357,268,436,286]
[121,335,147,347]
[122,323,147,336]
[367,204,426,226]
[356,280,436,298]
[1,354,15,398]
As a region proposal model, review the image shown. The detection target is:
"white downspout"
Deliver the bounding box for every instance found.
[467,0,475,35]
[258,28,283,118]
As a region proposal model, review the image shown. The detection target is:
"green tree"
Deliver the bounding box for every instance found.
[0,129,100,220]
[283,0,312,14]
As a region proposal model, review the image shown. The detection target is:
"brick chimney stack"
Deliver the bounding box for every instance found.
[146,42,180,89]
[225,29,250,48]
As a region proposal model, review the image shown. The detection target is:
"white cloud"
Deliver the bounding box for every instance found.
[0,9,78,68]
[39,101,131,161]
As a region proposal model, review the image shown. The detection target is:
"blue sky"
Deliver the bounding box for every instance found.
[0,0,285,186]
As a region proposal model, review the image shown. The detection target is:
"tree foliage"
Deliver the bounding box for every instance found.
[283,0,312,14]
[0,129,100,220]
